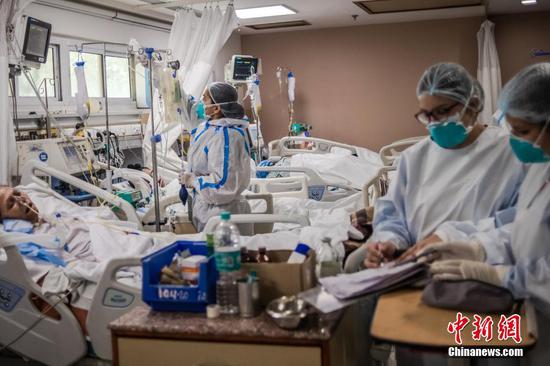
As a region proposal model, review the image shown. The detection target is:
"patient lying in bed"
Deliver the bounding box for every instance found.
[0,185,174,333]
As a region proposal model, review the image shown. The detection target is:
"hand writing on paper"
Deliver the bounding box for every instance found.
[364,242,398,269]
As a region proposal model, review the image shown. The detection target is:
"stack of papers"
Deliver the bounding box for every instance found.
[319,262,427,300]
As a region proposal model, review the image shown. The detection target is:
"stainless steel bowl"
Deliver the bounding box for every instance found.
[266,296,308,330]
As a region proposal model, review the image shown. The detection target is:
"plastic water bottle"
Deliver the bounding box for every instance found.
[316,237,342,278]
[214,211,241,315]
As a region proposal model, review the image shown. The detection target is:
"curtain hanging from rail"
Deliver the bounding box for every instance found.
[142,4,238,172]
[0,0,33,185]
[477,19,502,125]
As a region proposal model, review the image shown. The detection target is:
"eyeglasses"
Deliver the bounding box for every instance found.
[415,102,461,125]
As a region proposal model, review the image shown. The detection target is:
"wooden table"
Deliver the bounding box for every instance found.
[371,289,536,348]
[110,305,366,366]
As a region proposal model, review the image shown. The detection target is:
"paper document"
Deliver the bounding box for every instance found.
[319,262,427,300]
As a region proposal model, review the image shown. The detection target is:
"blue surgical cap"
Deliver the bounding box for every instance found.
[207,82,245,119]
[417,62,484,112]
[498,63,550,124]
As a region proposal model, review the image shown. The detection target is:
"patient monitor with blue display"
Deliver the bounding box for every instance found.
[224,55,261,84]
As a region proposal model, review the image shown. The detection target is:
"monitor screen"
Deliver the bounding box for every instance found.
[22,17,52,64]
[233,57,259,81]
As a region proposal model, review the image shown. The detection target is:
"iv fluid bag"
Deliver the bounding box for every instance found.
[74,63,90,120]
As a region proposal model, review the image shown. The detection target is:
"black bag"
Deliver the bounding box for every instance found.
[421,280,516,314]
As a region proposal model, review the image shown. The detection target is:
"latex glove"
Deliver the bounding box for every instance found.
[430,260,509,287]
[396,234,443,263]
[364,242,398,269]
[179,172,195,188]
[179,185,189,205]
[417,241,486,263]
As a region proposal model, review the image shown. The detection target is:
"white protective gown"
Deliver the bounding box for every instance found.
[471,163,550,365]
[371,126,526,250]
[187,117,252,234]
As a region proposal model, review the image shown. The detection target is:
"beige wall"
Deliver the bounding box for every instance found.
[492,12,550,83]
[242,12,550,151]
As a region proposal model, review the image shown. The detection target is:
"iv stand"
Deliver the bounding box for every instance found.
[142,47,172,232]
[79,41,133,193]
[248,73,262,164]
[38,77,56,138]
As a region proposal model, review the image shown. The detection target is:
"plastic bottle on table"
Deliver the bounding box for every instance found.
[317,237,342,278]
[214,211,241,315]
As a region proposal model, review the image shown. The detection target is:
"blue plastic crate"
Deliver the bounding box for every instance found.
[141,241,218,312]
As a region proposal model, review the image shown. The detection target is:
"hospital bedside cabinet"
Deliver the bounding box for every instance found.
[110,305,365,366]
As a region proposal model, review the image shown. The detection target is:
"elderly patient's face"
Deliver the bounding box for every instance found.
[0,187,40,224]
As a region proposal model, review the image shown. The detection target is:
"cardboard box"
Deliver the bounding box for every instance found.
[242,250,316,306]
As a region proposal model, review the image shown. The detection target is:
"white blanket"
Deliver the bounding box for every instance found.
[289,149,382,189]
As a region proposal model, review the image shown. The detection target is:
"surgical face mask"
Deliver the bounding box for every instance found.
[195,100,207,120]
[427,113,474,149]
[508,120,550,164]
[195,99,234,120]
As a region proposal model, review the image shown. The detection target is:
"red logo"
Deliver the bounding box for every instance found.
[448,312,470,345]
[472,315,494,342]
[447,313,522,344]
[498,314,522,344]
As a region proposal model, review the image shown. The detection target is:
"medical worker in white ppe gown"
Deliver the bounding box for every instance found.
[345,62,526,272]
[180,82,253,234]
[423,63,550,365]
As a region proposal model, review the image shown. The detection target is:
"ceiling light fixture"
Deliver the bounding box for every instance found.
[236,5,296,19]
[521,0,537,5]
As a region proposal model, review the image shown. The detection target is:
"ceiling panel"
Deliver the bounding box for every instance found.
[84,0,550,34]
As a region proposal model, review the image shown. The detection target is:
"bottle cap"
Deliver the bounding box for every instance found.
[206,304,220,319]
[220,211,231,221]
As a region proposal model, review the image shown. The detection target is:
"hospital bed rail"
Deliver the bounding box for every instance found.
[87,257,143,360]
[21,161,143,230]
[203,213,311,235]
[249,175,309,200]
[0,232,87,366]
[363,166,397,207]
[378,136,426,166]
[256,166,359,202]
[97,162,155,199]
[269,136,359,158]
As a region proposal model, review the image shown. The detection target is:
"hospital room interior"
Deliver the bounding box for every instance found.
[1,0,550,365]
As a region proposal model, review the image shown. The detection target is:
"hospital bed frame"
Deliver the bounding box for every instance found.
[0,232,87,366]
[249,175,309,200]
[268,136,359,158]
[97,162,155,199]
[21,161,142,230]
[378,136,425,166]
[363,166,396,207]
[256,166,360,202]
[0,214,310,364]
[22,161,299,235]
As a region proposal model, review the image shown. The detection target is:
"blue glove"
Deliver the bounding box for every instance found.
[256,160,274,178]
[179,185,189,205]
[17,242,66,267]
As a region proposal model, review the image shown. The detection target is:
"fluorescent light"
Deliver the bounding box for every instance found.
[521,0,537,5]
[236,5,296,19]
